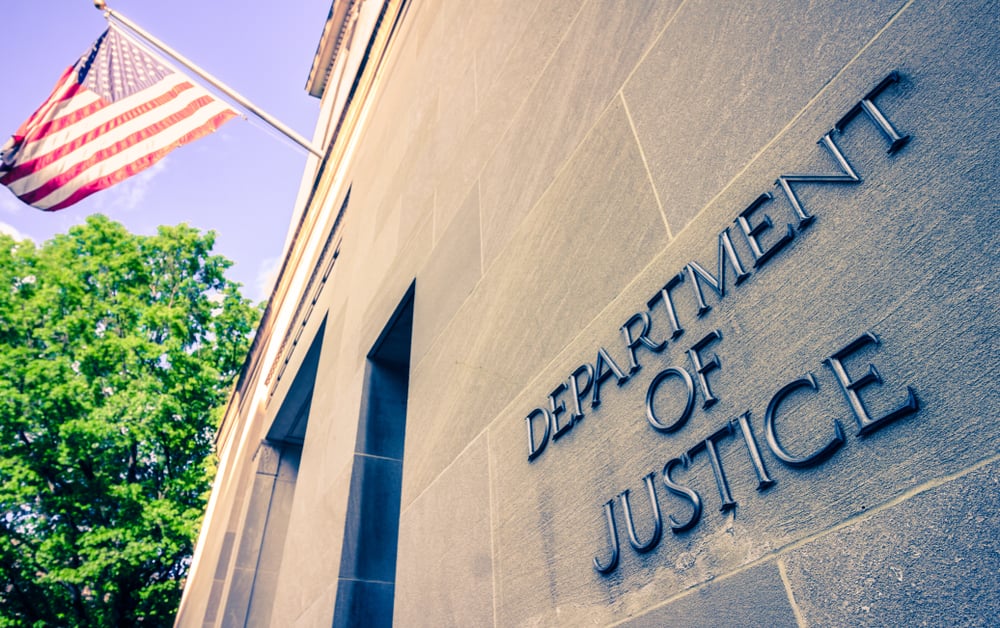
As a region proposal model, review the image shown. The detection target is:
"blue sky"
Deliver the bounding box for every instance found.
[0,0,334,301]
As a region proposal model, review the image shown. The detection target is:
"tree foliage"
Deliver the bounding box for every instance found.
[0,215,260,626]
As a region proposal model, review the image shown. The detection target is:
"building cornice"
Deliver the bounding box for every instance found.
[305,0,359,99]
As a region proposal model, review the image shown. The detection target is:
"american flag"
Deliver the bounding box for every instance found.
[0,25,238,211]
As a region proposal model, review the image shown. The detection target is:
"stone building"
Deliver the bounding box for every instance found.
[176,0,999,625]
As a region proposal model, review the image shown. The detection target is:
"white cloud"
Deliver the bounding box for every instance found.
[254,256,281,303]
[0,221,31,242]
[94,158,169,212]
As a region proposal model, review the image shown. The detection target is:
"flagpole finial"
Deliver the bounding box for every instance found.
[93,0,107,10]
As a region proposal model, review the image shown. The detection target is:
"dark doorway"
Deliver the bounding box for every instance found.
[333,284,413,627]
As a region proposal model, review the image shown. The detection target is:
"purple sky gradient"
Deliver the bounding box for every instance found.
[0,0,333,301]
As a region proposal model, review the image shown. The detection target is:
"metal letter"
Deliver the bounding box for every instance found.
[764,373,846,468]
[645,367,696,433]
[730,412,776,490]
[824,332,919,436]
[684,228,752,316]
[686,330,723,409]
[593,499,620,574]
[688,424,737,512]
[549,382,573,440]
[736,192,795,268]
[775,131,861,228]
[619,473,663,553]
[662,456,703,533]
[835,71,910,154]
[646,272,686,340]
[525,407,551,461]
[569,363,594,422]
[591,347,629,408]
[621,311,668,375]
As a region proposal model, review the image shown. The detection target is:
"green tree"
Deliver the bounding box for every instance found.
[0,214,260,626]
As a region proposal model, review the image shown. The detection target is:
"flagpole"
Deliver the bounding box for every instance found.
[93,0,324,159]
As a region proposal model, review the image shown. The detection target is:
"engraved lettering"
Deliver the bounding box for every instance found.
[764,373,846,468]
[736,192,795,268]
[593,499,620,574]
[645,367,696,433]
[835,71,910,154]
[569,363,595,423]
[646,272,685,340]
[525,407,551,462]
[662,456,703,533]
[549,382,573,440]
[688,424,737,512]
[684,228,752,316]
[686,330,723,409]
[621,311,668,375]
[730,411,776,491]
[619,473,663,553]
[592,347,629,408]
[824,332,919,436]
[775,131,861,228]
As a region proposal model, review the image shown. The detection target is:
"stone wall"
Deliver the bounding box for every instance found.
[198,0,999,625]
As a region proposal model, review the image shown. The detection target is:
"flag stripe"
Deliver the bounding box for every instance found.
[7,88,200,195]
[31,99,236,208]
[8,81,214,193]
[0,98,108,185]
[9,74,191,177]
[33,100,236,209]
[41,108,237,211]
[12,98,106,162]
[4,79,196,185]
[18,95,231,206]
